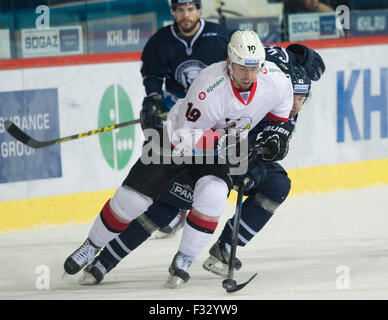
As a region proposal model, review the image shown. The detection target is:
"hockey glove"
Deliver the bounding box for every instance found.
[256,120,292,162]
[287,44,325,81]
[140,96,169,132]
[233,161,267,194]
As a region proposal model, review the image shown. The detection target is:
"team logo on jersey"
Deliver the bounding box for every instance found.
[225,117,252,134]
[170,182,194,203]
[198,91,206,100]
[175,60,207,90]
[240,92,249,102]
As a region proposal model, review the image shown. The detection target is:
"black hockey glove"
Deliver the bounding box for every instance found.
[256,120,292,162]
[233,161,267,194]
[287,44,325,81]
[140,96,169,132]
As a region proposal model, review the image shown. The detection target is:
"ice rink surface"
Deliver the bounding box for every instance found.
[1,185,387,300]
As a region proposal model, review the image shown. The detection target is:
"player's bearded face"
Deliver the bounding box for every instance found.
[231,63,260,90]
[173,4,201,35]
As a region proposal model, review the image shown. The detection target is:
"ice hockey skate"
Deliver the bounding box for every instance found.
[202,240,242,278]
[78,260,107,285]
[152,210,186,239]
[63,239,100,275]
[165,251,193,288]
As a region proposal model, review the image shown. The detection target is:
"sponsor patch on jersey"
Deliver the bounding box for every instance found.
[268,68,282,73]
[170,182,194,203]
[198,91,206,100]
[175,60,207,90]
[206,76,225,94]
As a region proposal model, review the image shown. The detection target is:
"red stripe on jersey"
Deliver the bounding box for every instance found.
[101,199,130,232]
[187,210,218,232]
[265,112,289,123]
[195,130,223,150]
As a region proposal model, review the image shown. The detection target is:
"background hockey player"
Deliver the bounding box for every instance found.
[69,30,294,287]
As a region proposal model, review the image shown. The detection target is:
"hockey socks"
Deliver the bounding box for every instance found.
[94,219,149,273]
[92,201,180,273]
[219,195,273,246]
[178,210,219,258]
[88,199,131,248]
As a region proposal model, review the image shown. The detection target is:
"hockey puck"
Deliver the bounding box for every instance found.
[222,278,237,290]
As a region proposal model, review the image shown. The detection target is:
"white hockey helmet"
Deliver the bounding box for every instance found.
[227,31,265,73]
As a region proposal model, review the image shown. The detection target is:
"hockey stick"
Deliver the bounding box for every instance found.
[4,119,141,148]
[222,176,258,293]
[4,111,168,149]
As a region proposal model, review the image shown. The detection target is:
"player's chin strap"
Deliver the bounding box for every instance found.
[222,177,258,293]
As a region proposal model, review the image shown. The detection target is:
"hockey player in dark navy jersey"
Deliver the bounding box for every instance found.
[141,0,235,109]
[202,62,314,277]
[140,0,235,238]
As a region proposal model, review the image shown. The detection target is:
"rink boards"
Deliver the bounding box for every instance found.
[1,37,388,231]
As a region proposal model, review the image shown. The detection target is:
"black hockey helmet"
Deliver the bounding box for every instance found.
[276,61,311,96]
[171,0,201,10]
[289,64,311,97]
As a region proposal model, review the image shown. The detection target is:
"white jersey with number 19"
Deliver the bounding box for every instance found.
[166,60,293,151]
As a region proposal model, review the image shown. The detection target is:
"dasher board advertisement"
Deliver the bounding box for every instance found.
[21,25,83,58]
[288,12,342,41]
[0,29,11,59]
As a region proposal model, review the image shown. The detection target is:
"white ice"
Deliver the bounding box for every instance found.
[1,185,387,300]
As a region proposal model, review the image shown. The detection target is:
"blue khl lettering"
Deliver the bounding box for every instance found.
[337,68,388,142]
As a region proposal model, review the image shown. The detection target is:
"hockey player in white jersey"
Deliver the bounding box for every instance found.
[65,30,294,287]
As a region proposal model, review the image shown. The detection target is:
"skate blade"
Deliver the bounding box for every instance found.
[165,275,184,289]
[202,256,228,278]
[61,271,69,279]
[78,270,97,285]
[151,231,172,240]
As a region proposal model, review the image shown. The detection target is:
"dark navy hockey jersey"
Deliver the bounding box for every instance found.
[141,19,234,100]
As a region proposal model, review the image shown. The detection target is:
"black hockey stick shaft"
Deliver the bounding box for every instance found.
[4,118,141,149]
[229,177,249,278]
[222,146,270,292]
[222,176,258,293]
[222,177,251,293]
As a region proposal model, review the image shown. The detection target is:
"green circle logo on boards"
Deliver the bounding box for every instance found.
[98,84,135,170]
